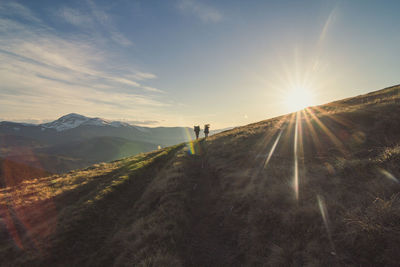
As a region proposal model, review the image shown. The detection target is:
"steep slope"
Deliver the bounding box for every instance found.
[1,85,400,266]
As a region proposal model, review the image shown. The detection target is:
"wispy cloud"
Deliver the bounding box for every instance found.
[0,118,51,124]
[0,1,165,123]
[59,7,94,28]
[318,7,338,45]
[0,1,41,23]
[109,31,133,47]
[142,86,165,93]
[58,0,133,47]
[131,72,158,81]
[178,0,222,23]
[125,120,160,126]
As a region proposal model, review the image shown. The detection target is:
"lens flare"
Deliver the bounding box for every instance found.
[252,117,287,181]
[317,194,337,256]
[301,109,324,155]
[183,127,201,155]
[304,108,347,155]
[293,112,300,201]
[378,168,399,183]
[263,130,283,169]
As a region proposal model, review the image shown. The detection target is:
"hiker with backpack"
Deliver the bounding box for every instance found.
[194,125,200,139]
[204,124,210,138]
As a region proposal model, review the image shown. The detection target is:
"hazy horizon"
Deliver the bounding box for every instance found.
[1,0,400,128]
[0,112,235,129]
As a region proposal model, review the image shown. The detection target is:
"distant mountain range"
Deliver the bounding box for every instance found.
[0,113,231,174]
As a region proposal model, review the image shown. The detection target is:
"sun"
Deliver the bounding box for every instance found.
[284,87,315,112]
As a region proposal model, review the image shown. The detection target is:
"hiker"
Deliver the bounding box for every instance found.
[204,124,210,138]
[194,125,200,139]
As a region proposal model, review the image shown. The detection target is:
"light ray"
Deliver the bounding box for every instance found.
[183,127,197,155]
[263,130,283,169]
[310,106,354,129]
[293,112,300,201]
[301,109,324,154]
[244,116,289,190]
[282,113,297,146]
[317,194,337,256]
[252,117,287,179]
[304,108,347,155]
[378,168,399,183]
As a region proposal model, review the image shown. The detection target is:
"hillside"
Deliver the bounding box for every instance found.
[1,85,400,266]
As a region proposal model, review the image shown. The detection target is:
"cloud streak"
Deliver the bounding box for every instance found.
[0,1,41,23]
[59,7,93,27]
[58,0,133,47]
[178,0,222,23]
[318,7,338,46]
[0,1,166,123]
[125,120,160,126]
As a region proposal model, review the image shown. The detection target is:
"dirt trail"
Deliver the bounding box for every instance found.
[182,141,240,266]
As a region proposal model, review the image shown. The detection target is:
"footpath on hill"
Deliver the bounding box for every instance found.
[180,140,241,266]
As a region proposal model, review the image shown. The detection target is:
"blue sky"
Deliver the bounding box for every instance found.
[0,0,399,128]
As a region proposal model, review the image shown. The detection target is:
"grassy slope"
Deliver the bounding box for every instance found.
[0,144,186,266]
[1,85,400,266]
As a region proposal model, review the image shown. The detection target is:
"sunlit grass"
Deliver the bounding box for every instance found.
[0,145,182,208]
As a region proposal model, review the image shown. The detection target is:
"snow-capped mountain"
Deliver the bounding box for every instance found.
[40,113,132,132]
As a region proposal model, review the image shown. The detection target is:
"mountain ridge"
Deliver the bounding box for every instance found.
[1,113,151,132]
[40,113,134,131]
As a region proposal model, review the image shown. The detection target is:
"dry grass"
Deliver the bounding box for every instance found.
[1,85,400,266]
[0,144,184,266]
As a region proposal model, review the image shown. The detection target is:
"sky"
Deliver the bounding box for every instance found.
[0,0,399,128]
